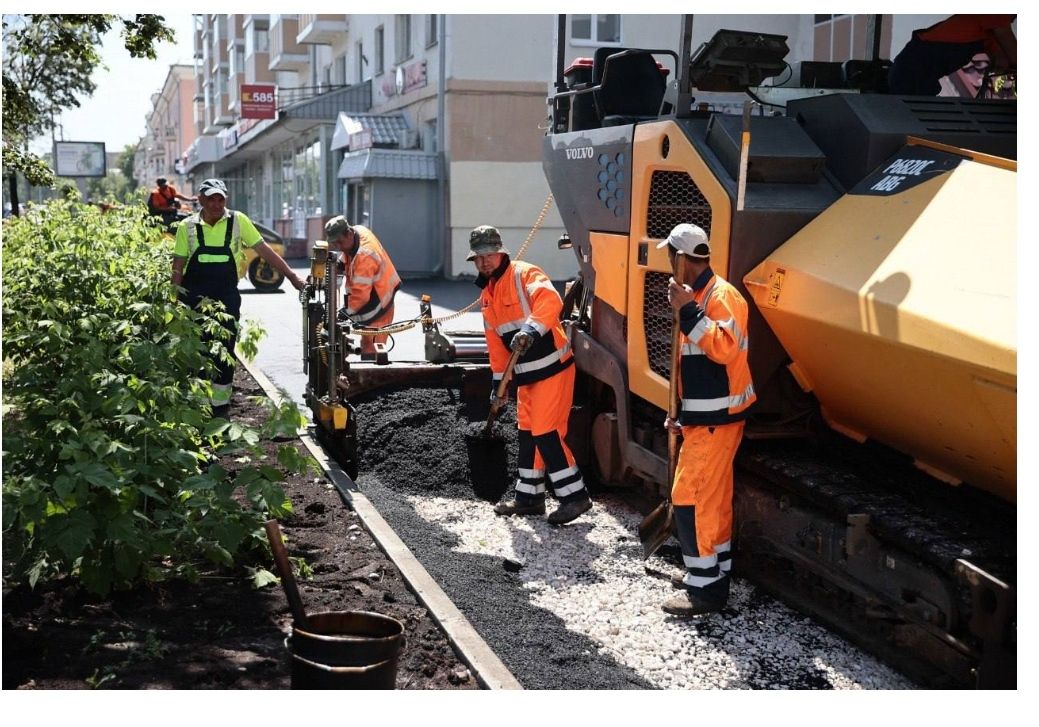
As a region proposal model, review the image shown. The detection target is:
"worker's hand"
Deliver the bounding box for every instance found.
[336,307,353,324]
[490,390,507,412]
[288,273,305,291]
[667,278,696,311]
[510,331,534,354]
[663,416,682,434]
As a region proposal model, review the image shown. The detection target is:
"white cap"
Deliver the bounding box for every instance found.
[656,223,711,258]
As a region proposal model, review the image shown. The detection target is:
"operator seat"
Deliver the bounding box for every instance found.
[592,47,667,127]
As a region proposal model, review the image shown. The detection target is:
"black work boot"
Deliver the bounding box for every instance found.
[662,589,725,618]
[547,494,592,525]
[493,498,546,517]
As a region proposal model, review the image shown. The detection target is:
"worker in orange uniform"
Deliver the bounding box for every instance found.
[324,216,402,357]
[657,223,756,617]
[148,177,196,230]
[470,225,592,525]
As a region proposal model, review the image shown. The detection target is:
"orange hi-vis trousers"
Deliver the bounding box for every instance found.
[358,305,394,355]
[514,364,586,502]
[671,421,745,601]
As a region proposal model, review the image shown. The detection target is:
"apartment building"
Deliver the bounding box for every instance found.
[176,14,943,276]
[133,64,198,193]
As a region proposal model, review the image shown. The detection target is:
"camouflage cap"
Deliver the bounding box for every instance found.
[324,215,353,242]
[466,225,510,261]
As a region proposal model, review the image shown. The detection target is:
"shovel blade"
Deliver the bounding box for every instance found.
[638,500,674,560]
[465,432,509,502]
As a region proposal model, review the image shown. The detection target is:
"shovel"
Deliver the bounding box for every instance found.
[264,519,310,630]
[638,258,685,559]
[465,347,522,501]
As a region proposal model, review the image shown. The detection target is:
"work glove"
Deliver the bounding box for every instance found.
[336,307,353,325]
[510,325,539,355]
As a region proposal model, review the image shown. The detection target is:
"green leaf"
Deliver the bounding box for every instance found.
[249,567,280,589]
[48,510,97,560]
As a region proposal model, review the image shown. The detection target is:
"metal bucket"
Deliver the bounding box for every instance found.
[287,610,405,689]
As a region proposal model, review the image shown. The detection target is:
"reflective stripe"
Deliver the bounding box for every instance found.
[514,267,531,317]
[186,211,241,258]
[548,464,580,482]
[495,320,525,335]
[352,281,400,323]
[681,342,706,356]
[682,571,726,588]
[682,382,756,413]
[682,552,718,569]
[516,480,546,496]
[717,541,732,572]
[529,320,549,336]
[514,341,571,374]
[553,478,585,498]
[198,254,231,263]
[519,467,544,479]
[352,275,375,285]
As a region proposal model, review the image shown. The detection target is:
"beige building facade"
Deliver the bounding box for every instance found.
[134,64,198,193]
[168,14,946,277]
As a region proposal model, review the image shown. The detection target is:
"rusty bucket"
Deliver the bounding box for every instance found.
[287,610,405,689]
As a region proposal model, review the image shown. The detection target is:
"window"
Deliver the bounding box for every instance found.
[571,14,621,44]
[395,15,412,64]
[425,14,438,48]
[335,53,347,85]
[375,26,384,75]
[424,119,437,153]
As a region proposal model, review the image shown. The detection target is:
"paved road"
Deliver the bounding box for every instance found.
[238,261,485,412]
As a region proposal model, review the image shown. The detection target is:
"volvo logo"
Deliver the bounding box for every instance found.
[565,146,594,161]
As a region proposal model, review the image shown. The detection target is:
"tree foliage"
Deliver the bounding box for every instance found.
[1,14,174,187]
[2,198,308,595]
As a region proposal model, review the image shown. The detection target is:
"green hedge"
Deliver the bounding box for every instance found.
[2,200,303,595]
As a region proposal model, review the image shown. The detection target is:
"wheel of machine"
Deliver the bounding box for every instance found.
[248,257,285,292]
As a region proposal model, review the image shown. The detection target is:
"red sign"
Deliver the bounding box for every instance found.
[240,84,277,119]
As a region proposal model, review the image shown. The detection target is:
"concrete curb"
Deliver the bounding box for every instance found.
[237,353,523,691]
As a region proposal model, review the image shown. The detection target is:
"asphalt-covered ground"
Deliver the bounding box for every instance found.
[351,386,914,690]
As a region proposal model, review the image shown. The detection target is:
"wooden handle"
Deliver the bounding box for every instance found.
[264,519,309,630]
[667,256,687,490]
[484,347,523,432]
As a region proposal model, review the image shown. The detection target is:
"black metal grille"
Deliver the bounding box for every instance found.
[646,171,712,239]
[643,271,673,379]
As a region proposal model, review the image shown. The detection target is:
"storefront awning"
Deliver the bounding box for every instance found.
[337,148,439,181]
[331,111,412,151]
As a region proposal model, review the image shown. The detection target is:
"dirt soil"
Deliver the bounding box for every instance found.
[2,367,478,690]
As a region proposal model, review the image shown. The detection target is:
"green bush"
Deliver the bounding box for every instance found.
[2,200,300,595]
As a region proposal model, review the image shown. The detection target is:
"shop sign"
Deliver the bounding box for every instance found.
[241,84,277,119]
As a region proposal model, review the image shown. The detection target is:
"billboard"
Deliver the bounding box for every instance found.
[241,84,277,120]
[53,141,106,178]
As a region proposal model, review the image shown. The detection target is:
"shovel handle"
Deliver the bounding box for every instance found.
[484,347,523,432]
[264,519,309,630]
[666,256,687,489]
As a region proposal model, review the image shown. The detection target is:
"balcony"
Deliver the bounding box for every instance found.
[297,14,348,45]
[269,16,308,71]
[245,52,275,85]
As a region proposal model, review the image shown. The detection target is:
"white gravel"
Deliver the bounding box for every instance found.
[409,493,915,690]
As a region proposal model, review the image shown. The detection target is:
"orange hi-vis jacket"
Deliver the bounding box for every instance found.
[478,259,573,388]
[677,267,756,425]
[342,225,401,325]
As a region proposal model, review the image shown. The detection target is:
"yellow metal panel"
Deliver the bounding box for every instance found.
[589,231,629,316]
[744,154,1016,500]
[626,121,732,411]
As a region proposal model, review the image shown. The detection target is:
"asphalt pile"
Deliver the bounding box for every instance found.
[353,386,915,690]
